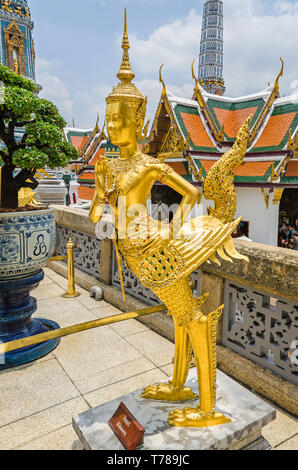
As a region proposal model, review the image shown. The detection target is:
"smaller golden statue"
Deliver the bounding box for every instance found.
[90,9,249,428]
[13,59,19,75]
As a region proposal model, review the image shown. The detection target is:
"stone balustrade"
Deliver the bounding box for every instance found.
[49,206,298,414]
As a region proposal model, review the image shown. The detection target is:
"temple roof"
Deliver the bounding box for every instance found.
[163,90,298,155]
[146,62,298,188]
[64,63,298,201]
[63,122,122,200]
[64,128,94,152]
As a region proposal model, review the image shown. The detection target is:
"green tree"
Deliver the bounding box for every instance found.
[0,64,78,209]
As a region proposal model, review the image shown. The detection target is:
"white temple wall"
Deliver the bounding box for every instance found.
[200,187,280,246]
[235,187,279,246]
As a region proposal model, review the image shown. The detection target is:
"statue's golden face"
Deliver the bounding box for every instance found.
[106,102,137,148]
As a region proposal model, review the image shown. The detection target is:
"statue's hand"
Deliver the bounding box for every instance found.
[94,160,113,201]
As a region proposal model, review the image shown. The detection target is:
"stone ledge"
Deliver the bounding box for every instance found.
[47,261,297,416]
[201,240,298,302]
[50,205,98,237]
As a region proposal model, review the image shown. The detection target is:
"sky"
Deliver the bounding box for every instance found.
[28,0,298,129]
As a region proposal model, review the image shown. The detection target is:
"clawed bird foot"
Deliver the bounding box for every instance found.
[168,407,232,428]
[141,383,197,402]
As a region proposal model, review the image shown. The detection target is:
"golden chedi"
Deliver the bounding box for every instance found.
[90,9,249,428]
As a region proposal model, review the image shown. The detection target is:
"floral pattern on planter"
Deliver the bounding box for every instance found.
[0,208,56,280]
[0,234,21,264]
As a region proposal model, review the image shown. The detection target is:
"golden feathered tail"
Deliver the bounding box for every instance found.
[198,116,252,265]
[203,116,252,224]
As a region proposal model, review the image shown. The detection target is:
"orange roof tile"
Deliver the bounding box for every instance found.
[78,186,95,201]
[254,112,296,148]
[200,160,273,176]
[78,172,95,181]
[180,112,215,148]
[213,107,258,139]
[235,161,273,176]
[71,164,81,171]
[168,162,187,175]
[70,135,89,150]
[285,160,298,177]
[89,148,105,165]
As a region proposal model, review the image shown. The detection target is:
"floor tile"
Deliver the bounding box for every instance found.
[15,424,84,450]
[43,267,60,279]
[78,357,156,395]
[0,397,88,450]
[125,330,175,367]
[109,319,149,337]
[50,274,85,295]
[275,434,298,450]
[53,326,143,393]
[34,284,65,301]
[160,364,175,377]
[90,305,125,321]
[2,267,294,450]
[77,294,110,311]
[40,276,55,286]
[34,296,95,328]
[262,410,298,448]
[0,359,79,427]
[84,368,168,408]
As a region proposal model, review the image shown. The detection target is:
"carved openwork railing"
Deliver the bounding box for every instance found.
[222,281,298,386]
[56,224,101,279]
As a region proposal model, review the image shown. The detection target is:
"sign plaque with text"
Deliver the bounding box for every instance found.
[108,402,145,450]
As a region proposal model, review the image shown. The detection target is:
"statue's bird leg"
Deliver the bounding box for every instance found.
[141,276,232,427]
[170,317,193,390]
[142,278,199,402]
[168,306,232,428]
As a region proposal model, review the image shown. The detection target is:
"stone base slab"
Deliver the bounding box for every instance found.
[73,369,275,451]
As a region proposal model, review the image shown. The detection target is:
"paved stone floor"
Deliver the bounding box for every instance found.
[0,268,297,450]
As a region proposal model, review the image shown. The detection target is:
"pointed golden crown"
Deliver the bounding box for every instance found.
[106,8,146,117]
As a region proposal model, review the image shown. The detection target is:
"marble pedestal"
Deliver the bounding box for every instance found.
[73,369,276,450]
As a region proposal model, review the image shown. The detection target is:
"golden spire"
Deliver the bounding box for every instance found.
[106,9,145,109]
[116,8,135,84]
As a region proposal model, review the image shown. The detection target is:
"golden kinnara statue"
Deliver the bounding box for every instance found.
[90,10,250,428]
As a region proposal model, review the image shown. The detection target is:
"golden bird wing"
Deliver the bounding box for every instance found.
[137,215,248,292]
[170,215,248,277]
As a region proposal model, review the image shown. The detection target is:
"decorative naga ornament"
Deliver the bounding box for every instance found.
[89,10,250,428]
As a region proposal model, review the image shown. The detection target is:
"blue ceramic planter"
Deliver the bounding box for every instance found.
[0,208,60,369]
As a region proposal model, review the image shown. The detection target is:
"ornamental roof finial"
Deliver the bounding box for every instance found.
[116,7,135,84]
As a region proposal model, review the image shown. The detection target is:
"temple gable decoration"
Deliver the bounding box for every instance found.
[0,1,36,81]
[4,20,25,75]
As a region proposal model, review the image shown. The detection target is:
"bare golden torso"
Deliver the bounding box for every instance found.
[106,154,166,209]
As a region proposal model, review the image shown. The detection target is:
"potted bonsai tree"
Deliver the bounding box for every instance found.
[0,64,78,369]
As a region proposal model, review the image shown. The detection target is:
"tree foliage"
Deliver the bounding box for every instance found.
[0,64,78,209]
